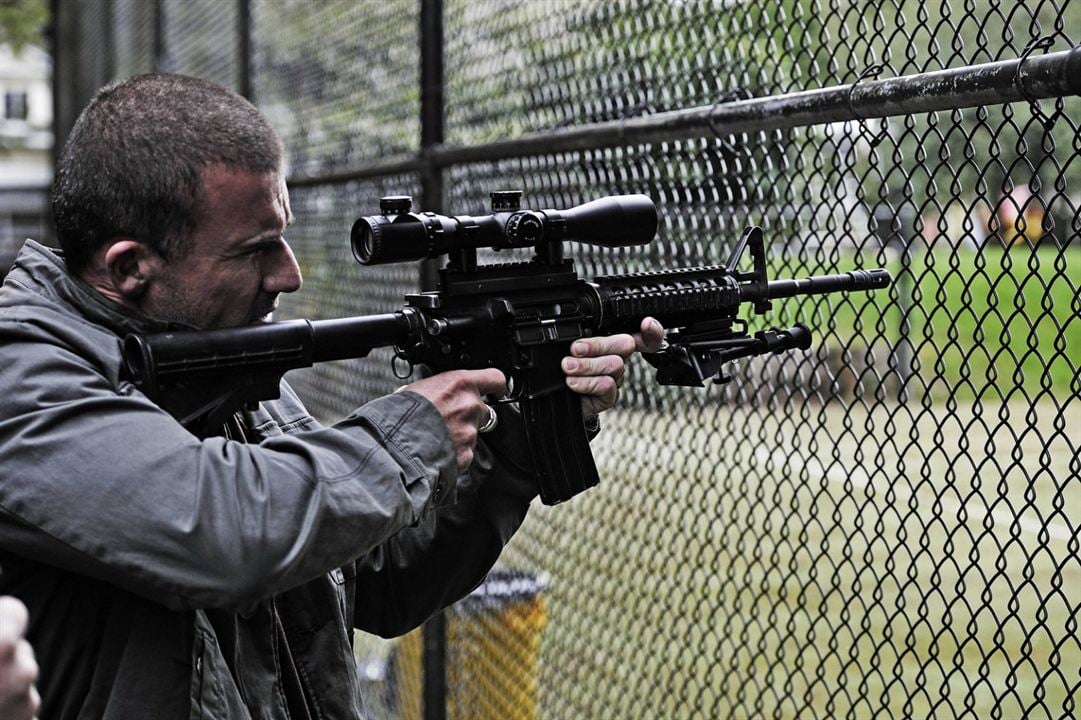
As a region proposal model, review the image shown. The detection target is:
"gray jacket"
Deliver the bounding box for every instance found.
[0,241,539,719]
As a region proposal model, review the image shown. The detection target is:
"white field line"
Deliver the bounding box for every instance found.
[756,447,1077,544]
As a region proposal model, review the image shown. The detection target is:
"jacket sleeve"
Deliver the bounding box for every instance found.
[0,323,459,614]
[351,404,539,638]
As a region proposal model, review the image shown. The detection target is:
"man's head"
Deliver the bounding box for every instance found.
[52,73,302,328]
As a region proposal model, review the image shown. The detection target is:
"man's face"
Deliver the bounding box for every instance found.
[143,164,302,329]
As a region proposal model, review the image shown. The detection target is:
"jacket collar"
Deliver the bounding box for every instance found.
[6,240,190,337]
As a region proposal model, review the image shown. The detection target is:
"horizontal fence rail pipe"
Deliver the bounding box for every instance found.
[287,46,1080,187]
[286,154,425,188]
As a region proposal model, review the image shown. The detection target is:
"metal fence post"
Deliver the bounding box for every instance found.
[420,1,448,718]
[102,0,115,83]
[153,0,165,73]
[237,0,252,101]
[419,0,444,293]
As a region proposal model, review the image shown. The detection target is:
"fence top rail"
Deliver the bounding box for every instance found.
[287,46,1080,188]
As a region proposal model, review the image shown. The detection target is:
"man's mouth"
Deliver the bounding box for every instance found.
[250,300,278,324]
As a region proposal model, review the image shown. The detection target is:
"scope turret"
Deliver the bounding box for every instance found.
[351,193,658,265]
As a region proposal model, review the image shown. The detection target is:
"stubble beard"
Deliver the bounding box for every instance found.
[143,269,278,329]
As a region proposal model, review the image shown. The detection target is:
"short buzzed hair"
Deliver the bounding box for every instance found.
[52,74,284,274]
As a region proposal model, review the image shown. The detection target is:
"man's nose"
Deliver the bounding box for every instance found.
[264,242,303,294]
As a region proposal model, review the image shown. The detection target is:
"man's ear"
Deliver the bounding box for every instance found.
[101,239,161,301]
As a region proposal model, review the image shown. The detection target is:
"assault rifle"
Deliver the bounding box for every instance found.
[123,192,891,504]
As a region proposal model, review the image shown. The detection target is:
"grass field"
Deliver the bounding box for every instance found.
[810,244,1079,401]
[494,396,1079,719]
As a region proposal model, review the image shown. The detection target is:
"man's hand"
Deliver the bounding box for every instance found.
[562,317,665,418]
[399,369,508,473]
[400,318,663,472]
[0,596,39,720]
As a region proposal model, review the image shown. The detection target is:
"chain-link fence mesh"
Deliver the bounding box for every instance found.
[53,1,1078,718]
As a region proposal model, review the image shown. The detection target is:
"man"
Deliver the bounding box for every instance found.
[0,74,661,718]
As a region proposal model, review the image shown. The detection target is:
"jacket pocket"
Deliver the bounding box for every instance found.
[189,611,254,720]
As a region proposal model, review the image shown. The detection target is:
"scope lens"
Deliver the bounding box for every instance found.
[351,218,377,264]
[351,214,434,265]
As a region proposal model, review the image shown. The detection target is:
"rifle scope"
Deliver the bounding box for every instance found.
[352,192,658,265]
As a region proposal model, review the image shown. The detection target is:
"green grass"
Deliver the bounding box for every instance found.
[497,398,1080,719]
[901,245,1078,400]
[766,244,1079,401]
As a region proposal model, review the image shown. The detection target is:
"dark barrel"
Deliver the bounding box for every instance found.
[762,269,893,300]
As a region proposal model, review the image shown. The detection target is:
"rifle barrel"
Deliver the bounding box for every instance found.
[764,269,892,299]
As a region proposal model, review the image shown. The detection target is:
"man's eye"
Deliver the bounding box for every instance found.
[251,239,281,255]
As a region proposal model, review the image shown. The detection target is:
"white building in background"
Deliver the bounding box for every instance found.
[0,42,53,270]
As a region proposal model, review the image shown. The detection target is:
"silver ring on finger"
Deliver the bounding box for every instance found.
[478,404,499,433]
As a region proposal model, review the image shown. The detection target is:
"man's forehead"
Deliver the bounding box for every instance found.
[199,164,283,202]
[274,174,294,223]
[191,164,291,241]
[200,162,281,190]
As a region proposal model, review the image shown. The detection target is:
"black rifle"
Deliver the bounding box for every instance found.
[123,192,891,504]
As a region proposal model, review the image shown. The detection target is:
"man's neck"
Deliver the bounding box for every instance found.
[78,266,138,312]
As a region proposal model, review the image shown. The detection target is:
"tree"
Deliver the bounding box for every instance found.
[0,0,47,51]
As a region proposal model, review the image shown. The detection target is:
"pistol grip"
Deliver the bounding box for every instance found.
[520,386,600,505]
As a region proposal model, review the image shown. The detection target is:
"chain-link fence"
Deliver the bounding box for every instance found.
[53,1,1079,718]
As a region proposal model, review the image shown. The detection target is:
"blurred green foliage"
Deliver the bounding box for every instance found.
[0,0,47,51]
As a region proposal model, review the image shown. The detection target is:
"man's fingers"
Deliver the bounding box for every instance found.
[13,639,38,685]
[570,318,666,358]
[457,448,474,471]
[465,368,509,397]
[635,317,666,353]
[0,597,28,653]
[566,374,618,400]
[399,369,507,473]
[561,354,625,380]
[570,334,636,359]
